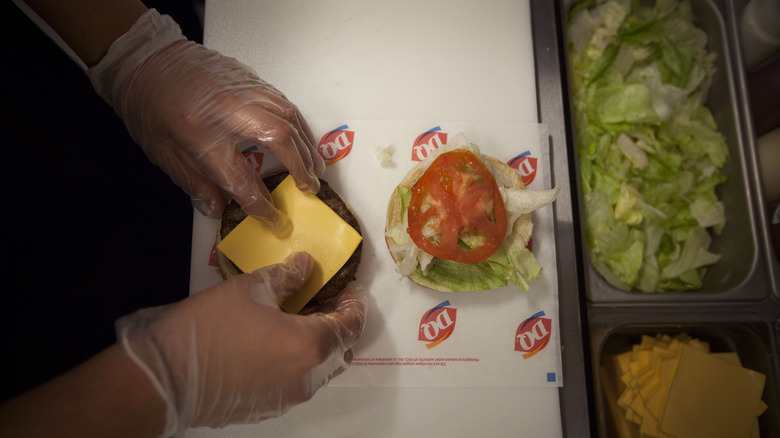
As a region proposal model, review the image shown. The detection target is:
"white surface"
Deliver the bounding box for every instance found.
[184,387,558,438]
[204,0,538,123]
[190,0,562,436]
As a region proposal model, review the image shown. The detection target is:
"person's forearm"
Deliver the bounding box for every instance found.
[0,344,166,438]
[24,0,148,67]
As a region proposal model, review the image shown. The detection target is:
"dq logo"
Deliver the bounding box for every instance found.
[318,124,354,166]
[418,300,457,349]
[507,151,538,186]
[208,242,218,267]
[515,310,552,359]
[241,145,264,174]
[411,126,448,162]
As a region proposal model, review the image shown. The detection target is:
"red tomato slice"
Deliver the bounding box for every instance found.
[407,149,507,263]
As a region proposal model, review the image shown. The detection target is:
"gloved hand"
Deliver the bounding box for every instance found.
[87,9,325,232]
[115,252,367,436]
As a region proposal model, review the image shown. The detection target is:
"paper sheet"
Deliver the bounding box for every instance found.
[193,119,562,388]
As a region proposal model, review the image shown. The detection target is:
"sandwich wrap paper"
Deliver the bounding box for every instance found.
[190,119,562,388]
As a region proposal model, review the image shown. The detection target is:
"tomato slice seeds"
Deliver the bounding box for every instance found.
[407,149,507,263]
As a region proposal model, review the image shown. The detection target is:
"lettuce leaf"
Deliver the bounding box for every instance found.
[409,233,543,292]
[410,259,507,292]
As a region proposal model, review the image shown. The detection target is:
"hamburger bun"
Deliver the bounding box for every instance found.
[385,148,533,292]
[215,171,362,313]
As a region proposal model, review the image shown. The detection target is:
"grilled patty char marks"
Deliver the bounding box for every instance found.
[218,171,362,314]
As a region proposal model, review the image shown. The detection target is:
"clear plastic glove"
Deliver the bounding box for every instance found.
[115,252,367,436]
[87,9,325,231]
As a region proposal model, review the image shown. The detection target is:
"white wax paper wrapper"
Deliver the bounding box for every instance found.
[190,120,562,388]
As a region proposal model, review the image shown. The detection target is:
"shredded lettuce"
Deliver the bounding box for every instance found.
[410,259,507,292]
[397,186,411,222]
[567,0,728,292]
[408,232,544,292]
[489,234,544,291]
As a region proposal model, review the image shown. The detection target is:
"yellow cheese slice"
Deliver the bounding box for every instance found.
[686,338,711,353]
[757,400,768,416]
[712,352,772,417]
[751,420,761,438]
[712,351,741,366]
[616,351,633,374]
[639,409,660,437]
[629,393,648,420]
[659,344,766,438]
[674,332,693,344]
[639,335,656,350]
[618,381,635,409]
[620,370,632,388]
[217,175,362,313]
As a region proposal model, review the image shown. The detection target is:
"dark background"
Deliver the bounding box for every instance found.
[0,1,204,401]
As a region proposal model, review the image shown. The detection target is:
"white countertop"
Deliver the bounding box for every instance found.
[186,1,563,436]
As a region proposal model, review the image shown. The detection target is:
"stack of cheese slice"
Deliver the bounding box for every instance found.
[601,333,767,438]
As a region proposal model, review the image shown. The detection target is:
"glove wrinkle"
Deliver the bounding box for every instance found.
[115,306,181,438]
[87,9,186,106]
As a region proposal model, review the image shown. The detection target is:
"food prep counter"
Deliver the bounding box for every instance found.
[187,0,780,436]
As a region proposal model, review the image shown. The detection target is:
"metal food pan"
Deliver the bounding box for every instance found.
[725,0,780,300]
[560,0,774,303]
[590,322,780,437]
